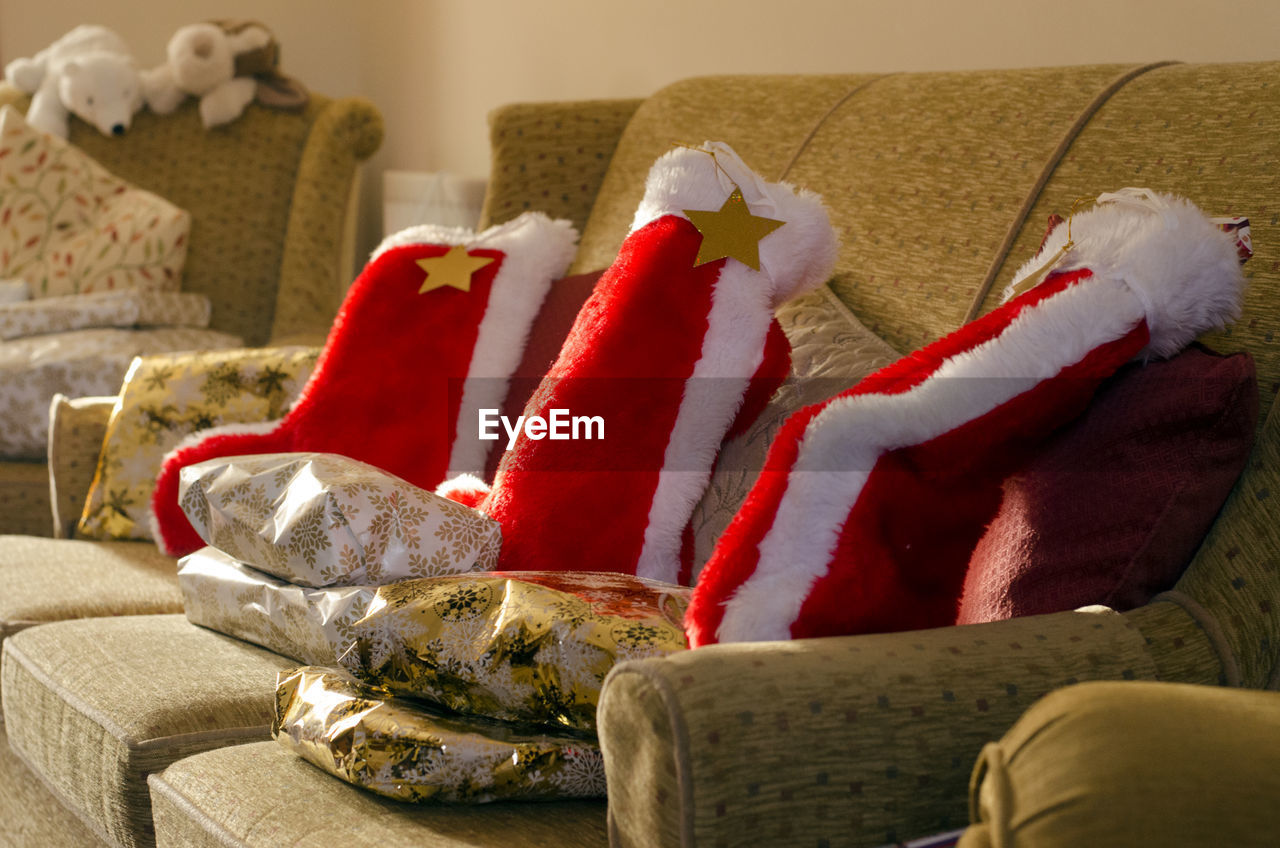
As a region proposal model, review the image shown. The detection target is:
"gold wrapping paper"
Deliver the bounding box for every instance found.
[179,452,501,587]
[178,546,380,665]
[273,667,607,803]
[340,571,691,732]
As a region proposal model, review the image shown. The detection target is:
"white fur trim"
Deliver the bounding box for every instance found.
[446,213,577,478]
[715,275,1146,643]
[434,473,490,498]
[371,212,578,479]
[633,259,771,583]
[630,142,838,306]
[1004,191,1244,359]
[149,418,286,547]
[629,144,838,583]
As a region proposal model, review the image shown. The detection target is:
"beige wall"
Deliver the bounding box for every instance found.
[4,0,1279,257]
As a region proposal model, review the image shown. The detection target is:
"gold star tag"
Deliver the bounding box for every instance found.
[684,187,785,270]
[415,245,496,294]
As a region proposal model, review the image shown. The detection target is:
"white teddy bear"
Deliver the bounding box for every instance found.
[3,25,143,138]
[141,21,308,129]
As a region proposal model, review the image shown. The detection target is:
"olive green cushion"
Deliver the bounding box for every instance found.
[149,742,607,848]
[962,681,1280,848]
[1,615,294,848]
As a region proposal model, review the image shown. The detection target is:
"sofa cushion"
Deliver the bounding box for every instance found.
[0,537,181,647]
[0,106,191,299]
[148,741,608,848]
[0,723,100,847]
[78,344,319,541]
[0,614,293,848]
[957,346,1258,624]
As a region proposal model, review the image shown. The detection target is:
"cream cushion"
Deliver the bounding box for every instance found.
[0,106,190,298]
[0,537,181,646]
[0,723,99,847]
[1,614,293,848]
[149,741,608,848]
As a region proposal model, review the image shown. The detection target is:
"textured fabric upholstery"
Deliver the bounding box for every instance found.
[961,682,1280,847]
[1,615,293,848]
[0,538,180,649]
[599,608,1161,848]
[0,724,101,847]
[149,742,607,848]
[480,99,642,234]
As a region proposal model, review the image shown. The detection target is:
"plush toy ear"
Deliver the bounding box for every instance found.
[225,23,272,57]
[61,60,81,80]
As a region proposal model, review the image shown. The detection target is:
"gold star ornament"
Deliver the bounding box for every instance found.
[684,187,786,271]
[415,245,496,294]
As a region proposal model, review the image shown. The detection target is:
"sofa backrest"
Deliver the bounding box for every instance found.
[571,63,1280,433]
[0,84,383,346]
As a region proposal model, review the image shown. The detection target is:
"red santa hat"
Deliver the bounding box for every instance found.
[473,142,838,584]
[687,188,1246,646]
[151,212,576,557]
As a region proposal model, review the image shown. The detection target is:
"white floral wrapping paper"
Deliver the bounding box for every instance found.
[0,290,212,340]
[179,452,501,587]
[0,325,242,459]
[178,545,380,665]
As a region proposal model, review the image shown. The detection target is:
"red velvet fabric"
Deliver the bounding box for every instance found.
[153,243,506,557]
[956,345,1258,624]
[688,269,1136,646]
[483,270,604,481]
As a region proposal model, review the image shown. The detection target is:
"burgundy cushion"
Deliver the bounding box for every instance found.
[482,270,604,481]
[957,345,1258,624]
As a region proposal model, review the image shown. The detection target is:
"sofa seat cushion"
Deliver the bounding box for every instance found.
[1,614,295,848]
[0,722,101,847]
[149,741,608,848]
[0,537,181,645]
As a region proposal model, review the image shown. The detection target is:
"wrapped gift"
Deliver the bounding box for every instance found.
[178,452,501,587]
[178,546,380,665]
[340,571,691,732]
[274,667,606,803]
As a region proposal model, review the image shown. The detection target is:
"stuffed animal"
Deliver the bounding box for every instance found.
[141,20,308,129]
[3,25,143,138]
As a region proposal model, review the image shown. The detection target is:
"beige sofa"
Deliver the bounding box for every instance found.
[1,62,1278,847]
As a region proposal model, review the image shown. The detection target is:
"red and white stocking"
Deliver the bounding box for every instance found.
[152,212,576,557]
[688,189,1245,646]
[477,143,838,584]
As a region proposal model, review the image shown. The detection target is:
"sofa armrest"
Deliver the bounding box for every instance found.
[47,394,117,539]
[270,96,384,344]
[598,608,1164,848]
[479,98,642,237]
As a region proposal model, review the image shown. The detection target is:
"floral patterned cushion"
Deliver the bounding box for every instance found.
[178,452,501,586]
[77,345,318,540]
[0,106,190,297]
